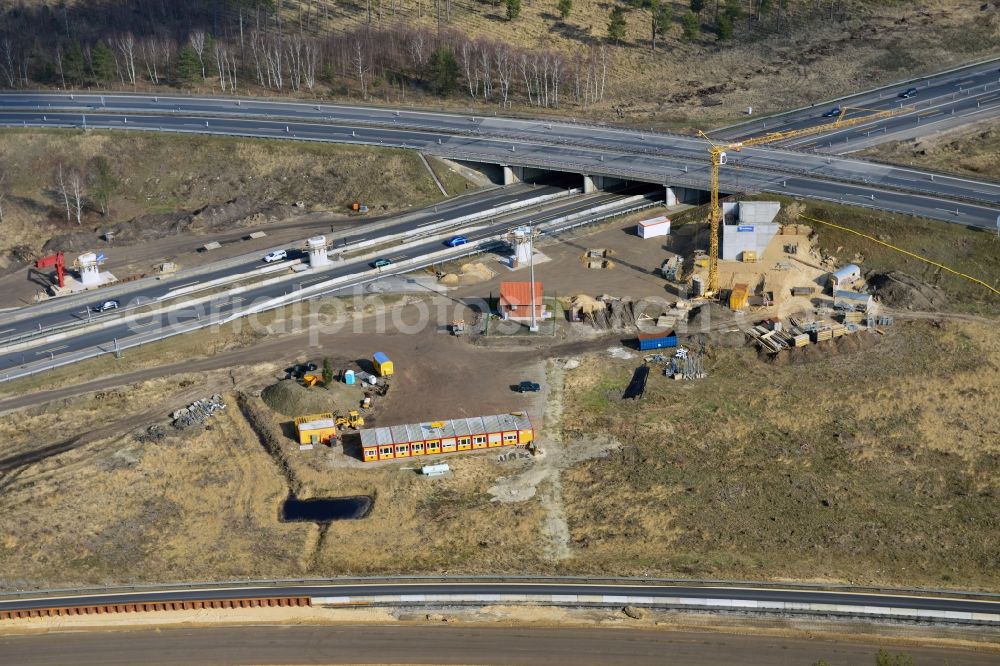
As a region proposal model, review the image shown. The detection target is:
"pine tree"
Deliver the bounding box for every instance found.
[690,0,704,12]
[63,43,85,86]
[89,41,115,84]
[322,358,334,387]
[175,46,201,85]
[649,0,672,51]
[427,46,459,95]
[607,7,627,44]
[557,0,572,20]
[681,10,700,40]
[716,11,733,40]
[506,0,521,20]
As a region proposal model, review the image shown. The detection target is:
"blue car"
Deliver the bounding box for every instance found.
[821,107,842,118]
[446,235,468,247]
[899,87,918,99]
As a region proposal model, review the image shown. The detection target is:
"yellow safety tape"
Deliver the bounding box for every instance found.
[798,214,1000,297]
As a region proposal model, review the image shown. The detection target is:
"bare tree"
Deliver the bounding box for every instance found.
[353,38,367,99]
[189,30,207,80]
[0,37,17,88]
[303,39,319,92]
[55,164,71,223]
[0,167,7,225]
[408,31,426,70]
[116,33,138,86]
[54,45,66,89]
[459,40,477,99]
[68,168,86,226]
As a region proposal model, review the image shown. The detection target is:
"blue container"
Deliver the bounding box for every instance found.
[637,332,677,351]
[344,369,355,385]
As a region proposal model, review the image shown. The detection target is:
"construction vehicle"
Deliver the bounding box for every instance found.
[34,252,66,288]
[451,320,466,336]
[302,374,321,388]
[697,104,913,295]
[335,410,366,429]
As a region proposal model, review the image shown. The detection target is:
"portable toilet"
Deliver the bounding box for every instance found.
[373,352,393,377]
[343,369,356,385]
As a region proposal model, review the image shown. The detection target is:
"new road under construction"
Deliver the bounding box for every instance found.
[0,58,998,662]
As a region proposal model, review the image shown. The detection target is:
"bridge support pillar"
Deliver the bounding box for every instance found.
[502,165,523,185]
[582,175,603,193]
[666,186,707,205]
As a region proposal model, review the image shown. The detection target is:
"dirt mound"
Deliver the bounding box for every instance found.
[42,197,297,253]
[764,330,880,365]
[868,271,948,310]
[570,294,603,314]
[261,380,337,417]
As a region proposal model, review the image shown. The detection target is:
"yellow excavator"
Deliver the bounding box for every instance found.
[335,411,366,429]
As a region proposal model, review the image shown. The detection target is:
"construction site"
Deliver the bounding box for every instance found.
[0,51,999,661]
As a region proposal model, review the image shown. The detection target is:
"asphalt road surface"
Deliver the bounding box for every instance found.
[0,109,997,231]
[0,188,654,378]
[2,94,1000,225]
[3,581,999,616]
[0,182,563,341]
[0,625,995,665]
[716,56,1000,149]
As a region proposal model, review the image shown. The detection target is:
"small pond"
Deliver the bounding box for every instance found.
[280,495,373,523]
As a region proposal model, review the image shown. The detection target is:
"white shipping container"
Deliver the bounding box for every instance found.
[637,216,671,239]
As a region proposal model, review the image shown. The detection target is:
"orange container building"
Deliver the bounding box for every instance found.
[359,413,533,462]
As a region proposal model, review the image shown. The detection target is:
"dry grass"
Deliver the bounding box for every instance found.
[558,320,1000,590]
[856,118,1000,183]
[0,129,454,259]
[0,397,305,588]
[284,0,1000,127]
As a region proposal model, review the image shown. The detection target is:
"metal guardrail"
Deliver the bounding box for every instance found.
[2,574,998,604]
[0,196,650,384]
[5,110,999,208]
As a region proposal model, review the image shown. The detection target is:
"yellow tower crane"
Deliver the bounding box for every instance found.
[696,105,914,295]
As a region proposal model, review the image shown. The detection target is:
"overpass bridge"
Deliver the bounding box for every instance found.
[2,93,999,229]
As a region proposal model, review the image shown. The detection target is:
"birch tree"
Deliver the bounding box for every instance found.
[55,164,71,223]
[189,30,207,80]
[116,33,138,86]
[0,168,7,225]
[68,168,86,225]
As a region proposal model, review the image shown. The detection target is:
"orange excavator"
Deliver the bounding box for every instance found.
[35,252,66,288]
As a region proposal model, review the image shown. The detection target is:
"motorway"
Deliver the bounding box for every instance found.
[2,580,999,616]
[716,56,1000,151]
[2,94,1000,228]
[0,187,658,379]
[1,625,997,665]
[0,182,563,341]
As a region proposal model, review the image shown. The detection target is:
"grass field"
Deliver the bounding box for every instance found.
[558,319,1000,590]
[0,129,454,260]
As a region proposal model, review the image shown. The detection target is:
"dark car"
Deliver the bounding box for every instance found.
[514,381,541,393]
[93,299,119,313]
[899,87,918,99]
[821,107,842,118]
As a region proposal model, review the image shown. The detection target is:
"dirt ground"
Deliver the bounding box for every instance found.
[1,203,998,590]
[0,130,468,302]
[857,117,1000,183]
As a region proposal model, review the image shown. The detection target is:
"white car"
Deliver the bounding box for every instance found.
[263,249,288,263]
